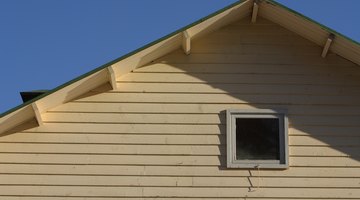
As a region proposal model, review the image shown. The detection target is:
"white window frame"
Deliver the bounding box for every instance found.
[226,109,289,169]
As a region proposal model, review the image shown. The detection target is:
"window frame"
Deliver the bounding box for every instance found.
[226,109,289,169]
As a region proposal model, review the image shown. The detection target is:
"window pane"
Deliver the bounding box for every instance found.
[236,118,280,160]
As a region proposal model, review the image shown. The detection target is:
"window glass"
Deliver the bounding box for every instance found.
[235,118,279,160]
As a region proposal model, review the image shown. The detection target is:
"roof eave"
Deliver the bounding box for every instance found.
[262,0,360,65]
[0,0,252,134]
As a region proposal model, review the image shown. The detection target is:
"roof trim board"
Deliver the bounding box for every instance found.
[1,0,359,134]
[260,0,360,65]
[267,0,359,46]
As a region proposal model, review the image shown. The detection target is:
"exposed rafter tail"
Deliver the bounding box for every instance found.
[31,102,43,126]
[251,0,260,23]
[182,30,191,55]
[321,33,335,58]
[107,65,118,90]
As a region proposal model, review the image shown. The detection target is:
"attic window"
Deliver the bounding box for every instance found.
[226,109,288,169]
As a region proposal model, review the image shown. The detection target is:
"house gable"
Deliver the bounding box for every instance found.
[2,0,360,135]
[0,14,359,198]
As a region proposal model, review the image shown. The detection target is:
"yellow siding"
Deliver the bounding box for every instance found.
[0,17,359,199]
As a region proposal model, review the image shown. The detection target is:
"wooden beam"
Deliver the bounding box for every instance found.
[107,65,118,90]
[251,0,259,23]
[31,102,43,126]
[182,31,191,55]
[321,33,335,58]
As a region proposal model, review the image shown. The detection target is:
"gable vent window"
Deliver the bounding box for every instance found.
[226,109,288,169]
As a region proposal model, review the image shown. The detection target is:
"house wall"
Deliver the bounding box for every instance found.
[0,17,359,199]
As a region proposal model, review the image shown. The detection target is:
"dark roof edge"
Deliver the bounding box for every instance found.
[270,0,360,46]
[0,0,245,118]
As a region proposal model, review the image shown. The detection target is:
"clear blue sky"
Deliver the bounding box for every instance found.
[0,0,359,114]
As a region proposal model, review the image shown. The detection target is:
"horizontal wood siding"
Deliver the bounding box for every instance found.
[0,17,359,199]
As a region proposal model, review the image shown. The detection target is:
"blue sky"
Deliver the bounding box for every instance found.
[0,0,359,114]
